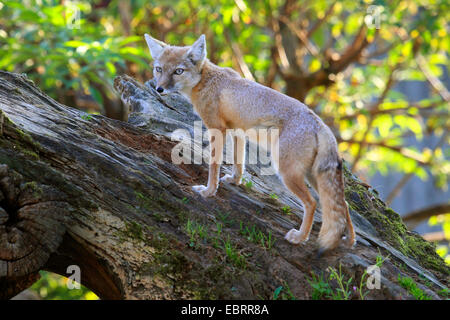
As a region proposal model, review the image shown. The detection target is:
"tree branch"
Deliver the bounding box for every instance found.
[307,2,337,37]
[350,65,398,171]
[416,54,450,102]
[385,130,448,205]
[339,102,442,120]
[403,204,450,230]
[279,15,320,58]
[224,31,255,81]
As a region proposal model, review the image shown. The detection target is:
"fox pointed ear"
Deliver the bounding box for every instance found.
[187,34,206,66]
[144,34,166,59]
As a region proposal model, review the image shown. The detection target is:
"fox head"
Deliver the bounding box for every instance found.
[144,34,206,97]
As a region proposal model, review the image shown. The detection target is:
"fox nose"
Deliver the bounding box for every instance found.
[156,86,164,93]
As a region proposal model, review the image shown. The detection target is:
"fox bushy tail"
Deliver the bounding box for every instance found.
[313,129,356,252]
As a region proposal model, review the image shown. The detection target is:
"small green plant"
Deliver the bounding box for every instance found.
[397,275,432,300]
[397,262,409,272]
[281,205,292,215]
[239,222,275,250]
[308,264,356,300]
[438,288,449,299]
[211,222,223,248]
[269,193,278,200]
[181,197,189,204]
[328,265,353,300]
[308,272,334,300]
[265,231,274,250]
[80,114,93,121]
[375,252,387,266]
[418,273,433,289]
[357,251,389,300]
[273,282,296,300]
[216,211,234,227]
[223,236,246,268]
[216,222,223,236]
[185,219,208,248]
[135,191,151,210]
[242,178,253,189]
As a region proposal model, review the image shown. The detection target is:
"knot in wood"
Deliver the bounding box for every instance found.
[0,164,68,278]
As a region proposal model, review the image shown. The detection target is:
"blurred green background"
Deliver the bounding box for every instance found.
[0,0,448,299]
[29,271,99,300]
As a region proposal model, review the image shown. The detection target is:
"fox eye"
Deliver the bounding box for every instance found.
[174,68,184,75]
[155,66,162,73]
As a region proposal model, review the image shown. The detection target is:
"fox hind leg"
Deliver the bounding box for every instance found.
[282,172,317,244]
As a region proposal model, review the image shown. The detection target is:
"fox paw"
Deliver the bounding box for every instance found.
[342,235,357,248]
[285,229,309,244]
[220,174,242,185]
[192,185,216,198]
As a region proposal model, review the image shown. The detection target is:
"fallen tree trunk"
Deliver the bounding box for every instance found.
[0,71,448,300]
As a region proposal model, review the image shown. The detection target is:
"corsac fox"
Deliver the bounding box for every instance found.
[144,33,355,253]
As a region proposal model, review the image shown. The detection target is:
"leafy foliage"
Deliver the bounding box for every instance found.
[397,274,432,300]
[272,282,296,300]
[429,213,450,265]
[0,0,149,116]
[29,271,99,300]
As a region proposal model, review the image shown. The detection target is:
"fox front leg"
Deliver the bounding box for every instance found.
[220,133,245,185]
[193,129,225,197]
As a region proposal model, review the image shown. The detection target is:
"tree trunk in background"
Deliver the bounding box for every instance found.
[0,71,448,300]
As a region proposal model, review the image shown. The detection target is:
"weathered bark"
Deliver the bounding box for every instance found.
[0,71,448,300]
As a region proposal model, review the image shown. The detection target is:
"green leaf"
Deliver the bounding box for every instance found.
[273,286,283,300]
[64,40,87,48]
[89,86,103,106]
[105,61,116,75]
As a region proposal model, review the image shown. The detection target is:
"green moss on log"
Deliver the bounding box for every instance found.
[343,166,449,276]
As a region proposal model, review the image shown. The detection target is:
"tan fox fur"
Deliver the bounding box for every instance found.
[144,33,355,253]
